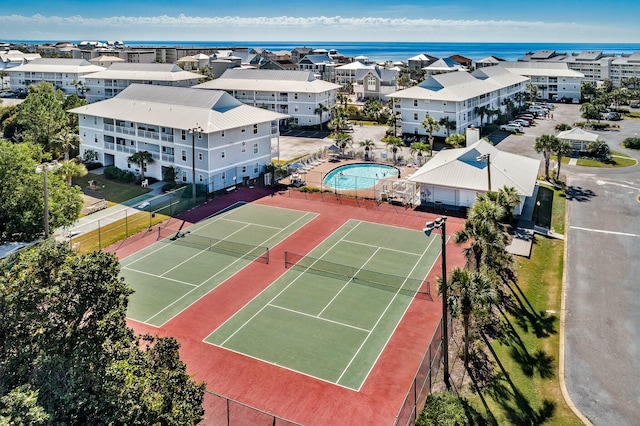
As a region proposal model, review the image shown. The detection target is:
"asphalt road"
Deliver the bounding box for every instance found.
[495,104,640,425]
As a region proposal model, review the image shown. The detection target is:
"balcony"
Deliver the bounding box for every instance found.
[137,129,160,140]
[104,142,115,151]
[115,126,136,136]
[104,124,115,132]
[161,133,174,142]
[162,154,175,162]
[116,145,136,154]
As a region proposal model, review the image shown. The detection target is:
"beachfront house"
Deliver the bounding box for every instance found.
[296,54,337,82]
[193,69,341,128]
[352,66,399,101]
[83,63,203,103]
[389,67,529,137]
[407,139,540,216]
[69,84,288,192]
[5,58,105,96]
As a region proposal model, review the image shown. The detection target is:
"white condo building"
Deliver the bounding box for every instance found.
[194,69,341,127]
[83,63,203,103]
[5,58,105,95]
[498,62,583,102]
[69,84,288,192]
[389,67,529,137]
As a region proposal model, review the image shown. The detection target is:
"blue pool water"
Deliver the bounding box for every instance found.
[323,163,398,190]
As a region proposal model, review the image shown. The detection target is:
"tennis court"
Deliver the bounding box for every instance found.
[205,219,443,391]
[120,204,318,326]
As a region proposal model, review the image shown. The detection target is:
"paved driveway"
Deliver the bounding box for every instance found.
[494,104,640,425]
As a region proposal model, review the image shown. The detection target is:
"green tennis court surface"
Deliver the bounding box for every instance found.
[205,220,442,391]
[121,204,318,326]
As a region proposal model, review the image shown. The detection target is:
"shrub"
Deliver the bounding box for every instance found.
[417,392,486,426]
[84,161,103,171]
[622,137,640,149]
[103,165,136,183]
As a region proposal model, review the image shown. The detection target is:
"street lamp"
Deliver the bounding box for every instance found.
[188,125,203,205]
[423,216,450,390]
[476,153,491,192]
[35,161,61,238]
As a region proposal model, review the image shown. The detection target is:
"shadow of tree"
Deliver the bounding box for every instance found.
[564,185,597,202]
[504,280,557,338]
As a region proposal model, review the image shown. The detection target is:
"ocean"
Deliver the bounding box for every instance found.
[8,40,640,63]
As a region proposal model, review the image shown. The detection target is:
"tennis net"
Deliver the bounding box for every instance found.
[158,228,269,264]
[284,251,429,298]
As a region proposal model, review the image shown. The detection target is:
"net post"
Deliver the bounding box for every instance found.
[265,248,269,264]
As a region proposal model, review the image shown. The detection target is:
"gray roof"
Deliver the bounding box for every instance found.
[297,54,334,65]
[557,127,599,142]
[500,61,584,78]
[472,66,530,86]
[390,71,500,102]
[68,84,288,132]
[194,69,341,93]
[5,58,105,73]
[354,67,398,82]
[407,139,540,196]
[83,63,202,81]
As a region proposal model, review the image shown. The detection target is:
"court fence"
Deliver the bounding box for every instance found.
[204,390,302,426]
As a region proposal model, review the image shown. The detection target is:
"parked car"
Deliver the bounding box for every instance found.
[630,101,639,108]
[511,119,530,127]
[499,123,523,133]
[517,115,535,124]
[604,112,621,121]
[0,92,13,98]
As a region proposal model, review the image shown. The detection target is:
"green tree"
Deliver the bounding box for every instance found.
[384,136,404,164]
[474,105,490,130]
[554,123,572,132]
[527,82,539,103]
[421,116,441,155]
[363,97,383,122]
[335,132,353,157]
[57,159,88,188]
[554,139,572,180]
[587,140,611,159]
[534,134,560,180]
[0,385,49,425]
[410,141,430,165]
[52,127,80,160]
[417,392,485,426]
[359,139,375,160]
[581,81,597,102]
[439,116,456,137]
[514,92,528,111]
[580,102,599,123]
[0,242,205,424]
[445,133,466,149]
[314,103,329,130]
[128,150,154,182]
[14,82,68,152]
[0,141,82,241]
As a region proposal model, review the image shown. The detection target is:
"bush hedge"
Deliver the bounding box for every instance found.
[622,137,640,149]
[103,166,136,183]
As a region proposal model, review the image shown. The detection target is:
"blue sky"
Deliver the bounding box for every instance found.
[1,0,639,42]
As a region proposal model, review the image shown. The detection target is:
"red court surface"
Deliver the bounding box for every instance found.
[115,188,467,425]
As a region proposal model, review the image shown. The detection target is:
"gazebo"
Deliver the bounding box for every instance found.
[557,127,599,151]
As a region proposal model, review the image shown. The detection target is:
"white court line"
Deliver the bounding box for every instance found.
[570,225,640,238]
[120,267,198,288]
[338,235,440,389]
[268,303,371,333]
[218,217,283,231]
[142,211,318,326]
[341,238,424,257]
[219,221,365,347]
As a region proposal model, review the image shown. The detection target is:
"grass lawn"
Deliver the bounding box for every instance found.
[73,173,151,204]
[466,188,582,425]
[550,150,636,168]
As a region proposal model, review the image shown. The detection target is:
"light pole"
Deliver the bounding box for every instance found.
[423,216,450,390]
[188,125,203,205]
[35,161,61,238]
[476,153,491,192]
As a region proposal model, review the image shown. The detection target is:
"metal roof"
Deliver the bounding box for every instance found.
[83,63,202,82]
[407,140,540,196]
[68,84,289,132]
[557,127,599,142]
[390,71,500,102]
[5,58,105,73]
[194,69,341,93]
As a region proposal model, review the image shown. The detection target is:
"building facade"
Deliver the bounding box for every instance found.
[6,58,105,95]
[69,84,288,192]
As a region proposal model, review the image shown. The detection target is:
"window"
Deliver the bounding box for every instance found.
[241,127,246,133]
[198,174,203,182]
[94,135,98,143]
[294,93,298,100]
[221,171,226,180]
[221,151,225,159]
[181,130,187,140]
[220,130,225,137]
[254,163,259,173]
[253,124,258,134]
[94,116,97,125]
[253,143,258,154]
[413,113,418,120]
[182,171,187,182]
[181,150,187,161]
[414,99,418,107]
[198,153,203,161]
[241,142,246,153]
[241,166,247,173]
[198,132,203,139]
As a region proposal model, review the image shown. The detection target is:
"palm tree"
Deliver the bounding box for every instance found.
[445,267,497,367]
[526,82,538,103]
[474,105,490,129]
[409,141,430,166]
[57,159,88,188]
[580,102,599,123]
[494,186,522,223]
[359,139,375,160]
[335,133,353,157]
[502,97,515,121]
[53,128,80,161]
[445,133,466,149]
[438,116,456,138]
[421,116,441,156]
[314,103,329,130]
[554,139,573,181]
[534,134,560,180]
[128,150,155,182]
[384,136,404,164]
[514,92,528,112]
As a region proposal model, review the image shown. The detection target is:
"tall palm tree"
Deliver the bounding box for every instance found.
[335,133,353,157]
[445,267,497,367]
[474,105,490,129]
[314,103,329,130]
[554,139,573,180]
[57,159,88,188]
[526,82,538,103]
[409,141,430,165]
[128,150,155,182]
[359,139,375,160]
[421,116,441,156]
[53,128,80,161]
[580,102,599,123]
[384,136,404,164]
[514,92,528,112]
[438,116,456,138]
[534,134,560,180]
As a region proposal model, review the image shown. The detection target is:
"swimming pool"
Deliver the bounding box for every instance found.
[323,163,399,190]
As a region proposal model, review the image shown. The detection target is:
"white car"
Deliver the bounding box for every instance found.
[511,119,530,127]
[499,123,523,133]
